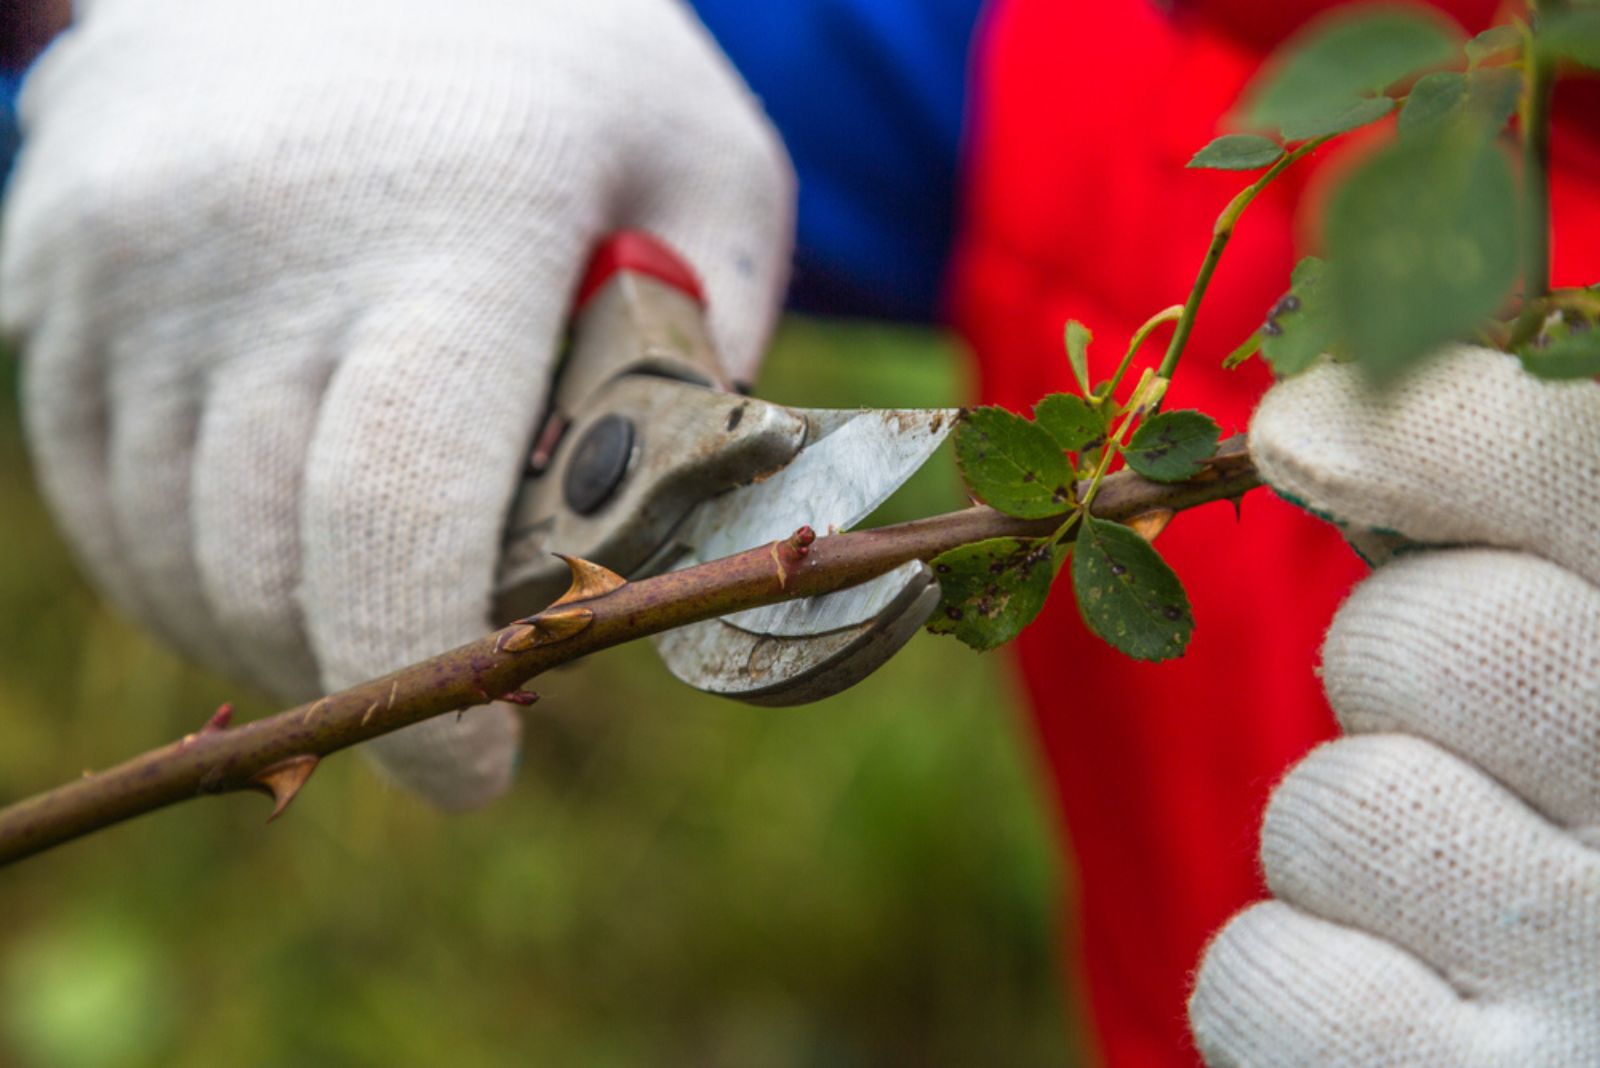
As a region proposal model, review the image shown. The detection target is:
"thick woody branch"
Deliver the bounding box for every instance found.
[0,438,1258,866]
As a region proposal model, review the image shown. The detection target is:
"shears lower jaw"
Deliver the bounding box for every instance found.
[652,560,940,706]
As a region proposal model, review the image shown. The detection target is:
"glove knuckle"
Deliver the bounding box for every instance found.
[1261,736,1453,887]
[1324,549,1600,831]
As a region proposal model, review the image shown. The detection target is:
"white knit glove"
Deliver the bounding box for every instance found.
[1,0,794,808]
[1189,347,1600,1065]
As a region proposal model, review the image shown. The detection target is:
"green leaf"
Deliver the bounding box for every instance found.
[1122,410,1221,483]
[927,537,1066,651]
[1071,516,1193,662]
[953,407,1076,519]
[1464,23,1520,66]
[1279,95,1395,141]
[1245,6,1458,139]
[1398,71,1465,134]
[1223,332,1262,369]
[1261,255,1338,376]
[1518,331,1600,379]
[1064,320,1094,397]
[1188,134,1285,170]
[1326,128,1518,381]
[1033,393,1108,454]
[1540,8,1600,69]
[1398,68,1519,141]
[1467,67,1524,129]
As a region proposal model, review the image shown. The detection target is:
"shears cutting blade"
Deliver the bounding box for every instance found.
[494,231,955,704]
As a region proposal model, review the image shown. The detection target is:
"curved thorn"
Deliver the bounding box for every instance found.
[249,755,320,822]
[550,555,628,606]
[496,624,538,654]
[529,606,594,645]
[1127,509,1176,543]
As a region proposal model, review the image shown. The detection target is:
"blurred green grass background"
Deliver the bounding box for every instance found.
[0,318,1082,1067]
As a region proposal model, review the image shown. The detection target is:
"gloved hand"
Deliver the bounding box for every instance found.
[1188,346,1600,1064]
[1,0,794,809]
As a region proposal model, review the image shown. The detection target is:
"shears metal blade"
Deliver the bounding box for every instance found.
[494,231,955,704]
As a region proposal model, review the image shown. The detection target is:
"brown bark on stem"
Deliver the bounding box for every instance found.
[0,438,1258,866]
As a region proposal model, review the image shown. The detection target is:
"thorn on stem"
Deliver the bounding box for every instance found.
[498,689,540,706]
[550,554,627,606]
[249,755,320,822]
[501,606,594,652]
[496,625,538,654]
[1127,509,1175,543]
[532,605,595,644]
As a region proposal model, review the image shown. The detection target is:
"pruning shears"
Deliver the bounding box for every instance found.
[494,231,955,705]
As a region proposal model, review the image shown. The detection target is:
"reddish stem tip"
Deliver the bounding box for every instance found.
[789,526,816,554]
[203,703,234,733]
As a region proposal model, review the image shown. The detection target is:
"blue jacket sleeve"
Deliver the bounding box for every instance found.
[692,0,984,321]
[1,70,23,187]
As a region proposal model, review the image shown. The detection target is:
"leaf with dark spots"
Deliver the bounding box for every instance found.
[1123,410,1220,483]
[953,407,1076,519]
[1327,127,1516,381]
[1071,516,1193,661]
[927,537,1067,651]
[1034,393,1109,457]
[1261,256,1338,377]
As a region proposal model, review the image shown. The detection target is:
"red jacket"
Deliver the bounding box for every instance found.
[949,2,1600,1063]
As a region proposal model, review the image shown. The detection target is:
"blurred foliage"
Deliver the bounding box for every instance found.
[0,318,1081,1067]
